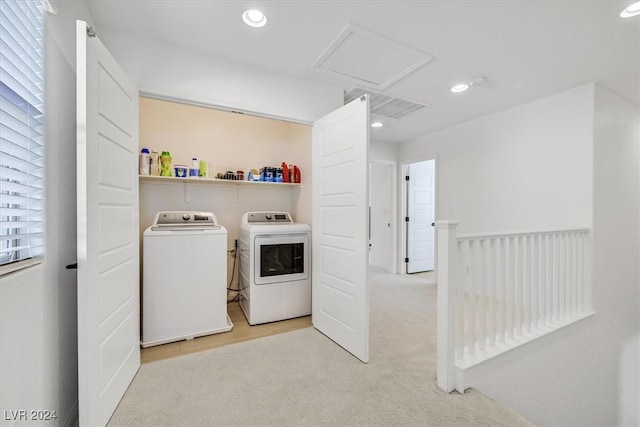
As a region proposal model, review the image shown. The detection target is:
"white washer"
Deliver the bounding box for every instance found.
[142,211,232,347]
[239,212,311,325]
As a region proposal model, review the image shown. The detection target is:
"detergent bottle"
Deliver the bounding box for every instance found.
[160,151,172,176]
[293,165,301,183]
[138,148,150,175]
[281,162,289,183]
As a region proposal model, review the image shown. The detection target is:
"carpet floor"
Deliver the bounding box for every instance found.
[108,270,534,426]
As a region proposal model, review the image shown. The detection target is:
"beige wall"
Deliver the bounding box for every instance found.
[138,97,312,287]
[139,97,310,177]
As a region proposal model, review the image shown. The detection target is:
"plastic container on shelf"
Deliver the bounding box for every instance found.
[292,165,301,183]
[139,148,150,175]
[174,165,188,178]
[150,150,159,176]
[189,157,199,177]
[160,151,172,176]
[199,161,209,178]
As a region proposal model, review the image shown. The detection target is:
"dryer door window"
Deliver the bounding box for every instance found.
[260,243,304,277]
[254,234,309,285]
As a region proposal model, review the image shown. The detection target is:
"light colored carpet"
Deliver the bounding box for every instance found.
[108,271,534,427]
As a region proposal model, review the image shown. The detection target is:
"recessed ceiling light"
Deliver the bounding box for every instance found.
[242,9,267,27]
[620,1,640,17]
[451,83,469,93]
[371,121,383,128]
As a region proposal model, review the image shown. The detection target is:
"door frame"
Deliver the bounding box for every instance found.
[369,159,398,273]
[399,154,438,275]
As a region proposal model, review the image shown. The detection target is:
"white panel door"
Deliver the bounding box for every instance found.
[312,96,370,363]
[407,159,435,273]
[369,161,393,272]
[76,20,140,426]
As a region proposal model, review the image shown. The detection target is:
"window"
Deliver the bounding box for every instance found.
[0,0,45,274]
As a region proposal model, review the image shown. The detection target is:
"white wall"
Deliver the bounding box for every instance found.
[0,1,95,426]
[94,27,343,125]
[370,140,398,162]
[398,84,595,234]
[397,83,639,426]
[592,85,639,426]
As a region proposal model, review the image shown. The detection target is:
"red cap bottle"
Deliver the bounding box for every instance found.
[293,165,301,184]
[281,162,289,183]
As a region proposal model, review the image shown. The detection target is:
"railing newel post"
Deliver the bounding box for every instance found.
[436,220,459,393]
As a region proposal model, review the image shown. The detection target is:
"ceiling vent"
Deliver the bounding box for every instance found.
[312,23,434,90]
[344,87,429,119]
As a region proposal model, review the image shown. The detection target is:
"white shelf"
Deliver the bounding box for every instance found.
[139,175,301,188]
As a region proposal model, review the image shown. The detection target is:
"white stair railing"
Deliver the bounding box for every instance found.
[436,221,594,393]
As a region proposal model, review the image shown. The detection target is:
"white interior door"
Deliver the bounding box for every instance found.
[406,159,435,273]
[76,20,140,426]
[312,96,370,363]
[370,161,394,272]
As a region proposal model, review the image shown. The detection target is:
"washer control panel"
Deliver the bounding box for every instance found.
[154,211,217,227]
[247,212,292,224]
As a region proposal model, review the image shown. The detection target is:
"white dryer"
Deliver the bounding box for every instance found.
[142,211,232,347]
[238,212,311,325]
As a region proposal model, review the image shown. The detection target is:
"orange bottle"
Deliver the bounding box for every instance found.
[281,162,289,183]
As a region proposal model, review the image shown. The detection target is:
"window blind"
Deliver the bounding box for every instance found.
[0,0,45,269]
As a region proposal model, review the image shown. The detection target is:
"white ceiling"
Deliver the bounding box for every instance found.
[84,0,639,143]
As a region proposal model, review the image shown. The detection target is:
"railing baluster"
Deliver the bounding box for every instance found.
[497,237,505,343]
[559,233,567,319]
[515,236,522,337]
[551,233,557,323]
[468,241,476,356]
[572,232,578,314]
[456,241,465,360]
[540,235,544,324]
[478,239,486,351]
[488,238,496,347]
[505,237,511,339]
[532,234,538,328]
[577,233,584,311]
[540,234,549,326]
[524,235,531,333]
[567,232,572,315]
[546,233,552,324]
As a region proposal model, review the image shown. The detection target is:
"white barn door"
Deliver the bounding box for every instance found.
[312,96,370,363]
[76,20,140,426]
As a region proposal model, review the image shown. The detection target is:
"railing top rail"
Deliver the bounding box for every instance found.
[456,227,590,242]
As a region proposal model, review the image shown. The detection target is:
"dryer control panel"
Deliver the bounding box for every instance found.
[247,212,292,224]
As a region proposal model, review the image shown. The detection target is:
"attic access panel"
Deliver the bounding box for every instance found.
[312,23,434,90]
